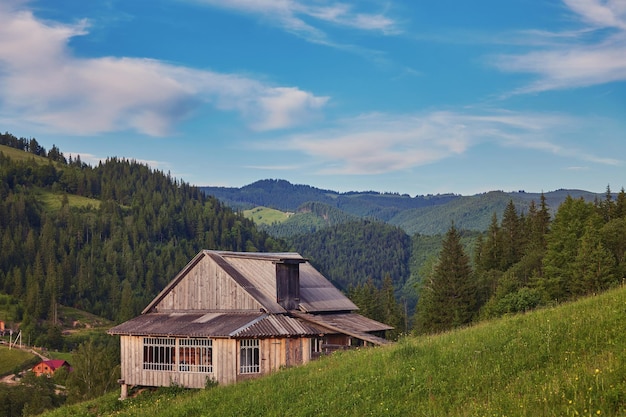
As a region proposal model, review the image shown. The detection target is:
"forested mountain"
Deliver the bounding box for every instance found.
[259,201,361,238]
[0,135,283,346]
[289,220,412,291]
[202,180,605,236]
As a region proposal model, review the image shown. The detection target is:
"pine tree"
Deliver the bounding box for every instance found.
[540,196,597,301]
[500,200,522,270]
[414,224,476,334]
[571,224,616,296]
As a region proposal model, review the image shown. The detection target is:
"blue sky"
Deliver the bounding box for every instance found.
[1,0,625,196]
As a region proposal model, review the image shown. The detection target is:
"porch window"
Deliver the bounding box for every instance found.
[179,338,213,373]
[239,339,260,374]
[143,337,175,371]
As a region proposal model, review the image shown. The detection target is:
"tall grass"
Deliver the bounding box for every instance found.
[43,287,626,416]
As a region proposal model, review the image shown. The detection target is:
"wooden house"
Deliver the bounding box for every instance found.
[108,250,392,397]
[33,359,71,377]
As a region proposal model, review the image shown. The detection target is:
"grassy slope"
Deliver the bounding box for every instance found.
[43,286,626,417]
[243,206,291,225]
[0,345,38,376]
[0,144,51,164]
[1,144,100,210]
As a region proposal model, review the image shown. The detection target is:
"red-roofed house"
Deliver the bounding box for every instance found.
[33,359,72,377]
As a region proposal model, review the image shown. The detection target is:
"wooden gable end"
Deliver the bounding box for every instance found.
[153,254,262,312]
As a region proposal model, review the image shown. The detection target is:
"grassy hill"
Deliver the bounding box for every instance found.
[42,286,626,417]
[0,144,52,165]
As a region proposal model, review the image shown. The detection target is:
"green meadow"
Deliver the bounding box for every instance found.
[0,345,38,376]
[243,206,292,225]
[41,286,626,417]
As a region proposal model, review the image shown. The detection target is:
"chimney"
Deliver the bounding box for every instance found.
[275,260,303,310]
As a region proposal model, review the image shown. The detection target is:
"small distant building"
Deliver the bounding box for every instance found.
[32,359,72,377]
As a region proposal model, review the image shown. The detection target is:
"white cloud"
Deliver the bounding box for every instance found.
[563,0,626,29]
[270,111,620,175]
[492,0,626,93]
[0,4,327,136]
[189,0,400,44]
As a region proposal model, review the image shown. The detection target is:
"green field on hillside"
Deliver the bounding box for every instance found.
[37,189,101,211]
[0,144,52,164]
[42,286,626,417]
[243,206,291,225]
[0,345,38,376]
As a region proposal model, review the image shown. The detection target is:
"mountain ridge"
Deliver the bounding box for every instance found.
[201,179,606,236]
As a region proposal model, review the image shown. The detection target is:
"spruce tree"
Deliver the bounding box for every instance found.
[414,224,475,334]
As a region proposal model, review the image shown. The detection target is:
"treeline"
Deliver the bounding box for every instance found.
[0,135,283,347]
[289,219,412,291]
[414,191,626,334]
[0,132,66,163]
[263,201,360,238]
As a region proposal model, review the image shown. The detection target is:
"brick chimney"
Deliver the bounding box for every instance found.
[275,260,303,310]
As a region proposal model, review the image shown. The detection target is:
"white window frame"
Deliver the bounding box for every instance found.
[239,339,260,374]
[143,337,175,371]
[178,338,213,373]
[142,337,214,374]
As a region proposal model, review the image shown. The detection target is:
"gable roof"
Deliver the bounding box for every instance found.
[37,359,70,371]
[142,250,357,315]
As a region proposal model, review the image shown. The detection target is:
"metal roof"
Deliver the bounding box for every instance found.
[108,312,264,338]
[109,311,325,338]
[218,251,358,313]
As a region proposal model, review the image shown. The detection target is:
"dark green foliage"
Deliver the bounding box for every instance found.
[0,140,285,337]
[288,220,411,291]
[66,337,120,403]
[0,372,66,417]
[347,275,407,340]
[414,224,477,334]
[261,201,360,238]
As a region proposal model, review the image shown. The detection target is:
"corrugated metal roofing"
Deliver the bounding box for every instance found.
[231,314,324,338]
[219,251,358,313]
[108,312,264,338]
[109,311,326,339]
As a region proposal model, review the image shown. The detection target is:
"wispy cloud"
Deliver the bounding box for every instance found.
[492,0,626,94]
[0,4,328,136]
[267,111,620,175]
[188,0,400,45]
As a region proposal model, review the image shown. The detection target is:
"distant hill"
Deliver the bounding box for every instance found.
[201,179,605,236]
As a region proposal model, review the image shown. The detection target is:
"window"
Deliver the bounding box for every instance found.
[143,337,175,371]
[239,339,260,374]
[311,337,325,358]
[142,337,213,373]
[179,338,213,373]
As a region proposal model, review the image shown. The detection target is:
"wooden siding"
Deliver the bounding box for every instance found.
[156,256,262,312]
[119,335,312,388]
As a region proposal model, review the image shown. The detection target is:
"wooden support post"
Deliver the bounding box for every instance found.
[118,379,128,400]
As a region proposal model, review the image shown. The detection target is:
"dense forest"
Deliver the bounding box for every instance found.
[0,133,283,344]
[414,194,626,334]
